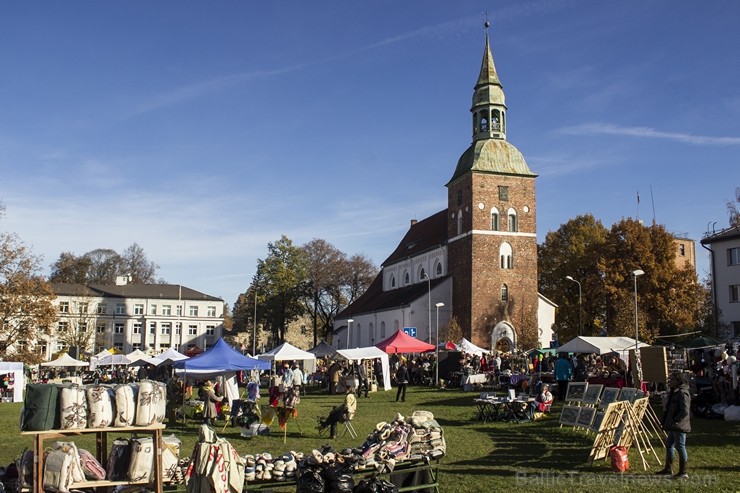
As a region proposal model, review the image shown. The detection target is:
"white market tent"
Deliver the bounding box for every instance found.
[458,338,488,356]
[40,353,88,368]
[149,347,189,367]
[96,354,132,366]
[557,336,649,356]
[258,342,317,374]
[335,346,392,391]
[0,362,25,402]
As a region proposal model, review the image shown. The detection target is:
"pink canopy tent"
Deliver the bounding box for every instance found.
[375,329,435,354]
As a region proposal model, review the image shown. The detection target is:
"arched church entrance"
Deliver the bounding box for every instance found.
[491,321,517,353]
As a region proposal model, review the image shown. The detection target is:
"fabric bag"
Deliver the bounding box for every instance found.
[43,449,75,493]
[21,383,60,431]
[86,385,114,428]
[107,438,132,481]
[51,441,85,484]
[114,384,136,427]
[78,448,106,480]
[135,380,167,426]
[18,448,34,488]
[128,437,155,483]
[609,445,629,473]
[59,385,87,430]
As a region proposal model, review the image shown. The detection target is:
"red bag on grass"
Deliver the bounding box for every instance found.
[609,445,629,472]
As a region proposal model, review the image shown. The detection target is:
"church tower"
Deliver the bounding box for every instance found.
[446,27,539,352]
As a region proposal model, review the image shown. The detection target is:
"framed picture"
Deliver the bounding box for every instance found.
[576,407,596,428]
[560,405,580,426]
[582,384,603,405]
[599,387,621,408]
[565,382,588,402]
[619,388,638,403]
[591,410,606,432]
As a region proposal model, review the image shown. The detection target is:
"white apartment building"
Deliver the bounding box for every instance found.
[701,225,740,339]
[47,282,224,359]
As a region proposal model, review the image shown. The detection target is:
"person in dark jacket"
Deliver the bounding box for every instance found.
[395,362,409,402]
[657,371,691,479]
[199,380,223,426]
[355,361,369,398]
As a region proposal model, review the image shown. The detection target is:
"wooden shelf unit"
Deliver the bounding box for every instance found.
[21,424,165,493]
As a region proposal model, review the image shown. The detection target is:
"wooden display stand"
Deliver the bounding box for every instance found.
[21,424,165,493]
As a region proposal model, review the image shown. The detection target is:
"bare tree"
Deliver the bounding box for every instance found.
[121,243,159,283]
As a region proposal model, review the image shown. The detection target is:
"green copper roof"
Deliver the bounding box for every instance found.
[447,139,537,184]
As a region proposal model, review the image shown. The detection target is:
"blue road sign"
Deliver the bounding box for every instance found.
[403,327,417,338]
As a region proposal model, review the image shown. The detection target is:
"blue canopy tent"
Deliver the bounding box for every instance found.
[173,338,270,378]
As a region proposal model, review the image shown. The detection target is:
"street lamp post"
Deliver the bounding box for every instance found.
[346,319,354,349]
[632,269,645,383]
[435,302,444,386]
[423,274,432,344]
[565,276,583,336]
[252,289,258,356]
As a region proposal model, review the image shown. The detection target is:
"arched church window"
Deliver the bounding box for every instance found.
[390,275,396,288]
[457,209,463,236]
[404,271,410,285]
[394,320,400,331]
[491,207,500,231]
[435,261,443,276]
[480,116,488,132]
[492,109,501,130]
[380,321,386,338]
[500,242,513,269]
[501,284,509,302]
[507,208,518,232]
[419,267,426,281]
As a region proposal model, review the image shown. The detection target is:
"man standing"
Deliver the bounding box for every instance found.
[554,353,573,401]
[657,372,692,479]
[291,364,304,395]
[395,361,409,402]
[356,361,369,398]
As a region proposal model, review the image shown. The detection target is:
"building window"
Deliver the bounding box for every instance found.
[114,323,124,334]
[161,323,171,335]
[175,323,182,335]
[59,301,69,313]
[394,320,400,331]
[499,186,509,201]
[115,303,126,315]
[491,207,500,231]
[390,275,396,288]
[97,323,106,334]
[501,284,509,302]
[729,247,740,266]
[207,306,217,317]
[380,321,386,338]
[162,305,171,316]
[97,303,107,314]
[188,325,197,335]
[500,242,513,269]
[404,272,410,285]
[507,208,518,232]
[58,321,69,331]
[679,244,685,256]
[189,306,198,317]
[174,344,181,351]
[420,268,426,281]
[132,343,141,350]
[731,285,740,303]
[134,304,144,315]
[78,302,88,314]
[457,209,463,235]
[133,323,142,334]
[435,261,443,276]
[176,305,183,316]
[206,325,215,336]
[114,343,123,351]
[149,322,156,334]
[150,304,157,315]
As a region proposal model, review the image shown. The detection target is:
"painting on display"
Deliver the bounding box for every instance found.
[576,407,597,428]
[560,405,580,426]
[565,382,588,402]
[599,387,621,408]
[582,384,603,405]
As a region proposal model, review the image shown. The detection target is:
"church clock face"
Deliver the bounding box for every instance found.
[478,202,485,210]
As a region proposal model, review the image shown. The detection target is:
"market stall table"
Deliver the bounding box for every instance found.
[474,396,507,422]
[461,373,491,390]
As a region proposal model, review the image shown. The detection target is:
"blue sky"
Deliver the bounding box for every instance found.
[2,1,738,306]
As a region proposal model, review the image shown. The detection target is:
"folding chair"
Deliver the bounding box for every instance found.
[341,418,358,439]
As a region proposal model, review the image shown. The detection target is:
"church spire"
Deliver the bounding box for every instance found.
[471,22,507,142]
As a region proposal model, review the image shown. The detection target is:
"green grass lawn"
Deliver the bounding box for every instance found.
[3,386,740,492]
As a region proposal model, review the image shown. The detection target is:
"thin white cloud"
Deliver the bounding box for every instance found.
[559,123,740,146]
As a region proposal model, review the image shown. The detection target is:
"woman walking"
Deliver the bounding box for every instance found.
[657,371,691,479]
